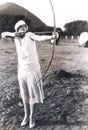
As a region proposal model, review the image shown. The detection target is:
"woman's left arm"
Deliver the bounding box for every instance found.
[30,32,59,42]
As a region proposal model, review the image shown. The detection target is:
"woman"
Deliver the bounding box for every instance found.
[1,20,59,128]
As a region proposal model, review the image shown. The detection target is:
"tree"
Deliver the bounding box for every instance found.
[64,20,88,35]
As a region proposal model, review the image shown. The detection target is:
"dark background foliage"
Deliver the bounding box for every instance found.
[64,20,88,35]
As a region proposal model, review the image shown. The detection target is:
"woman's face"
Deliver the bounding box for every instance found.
[18,25,28,33]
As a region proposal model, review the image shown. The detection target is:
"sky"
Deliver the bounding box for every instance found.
[0,0,88,30]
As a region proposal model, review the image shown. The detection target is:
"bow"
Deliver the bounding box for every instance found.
[37,0,56,83]
[44,0,56,74]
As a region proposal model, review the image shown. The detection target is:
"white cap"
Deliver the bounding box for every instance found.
[14,20,28,32]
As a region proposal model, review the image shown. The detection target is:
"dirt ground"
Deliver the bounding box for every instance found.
[0,38,88,130]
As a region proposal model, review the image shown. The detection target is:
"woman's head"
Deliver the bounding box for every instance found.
[14,20,28,33]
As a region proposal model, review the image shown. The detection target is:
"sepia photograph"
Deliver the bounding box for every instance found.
[0,0,88,130]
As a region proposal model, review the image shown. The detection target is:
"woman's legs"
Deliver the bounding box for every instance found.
[19,72,37,128]
[20,103,30,126]
[20,102,35,128]
[29,103,35,128]
[18,72,30,126]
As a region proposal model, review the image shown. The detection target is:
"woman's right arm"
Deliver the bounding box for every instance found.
[1,32,15,39]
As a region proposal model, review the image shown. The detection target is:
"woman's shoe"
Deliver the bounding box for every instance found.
[29,121,35,128]
[20,118,29,127]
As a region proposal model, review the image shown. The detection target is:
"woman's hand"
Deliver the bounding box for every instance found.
[52,32,59,39]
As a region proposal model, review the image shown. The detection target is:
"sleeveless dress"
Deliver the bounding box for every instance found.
[14,32,44,104]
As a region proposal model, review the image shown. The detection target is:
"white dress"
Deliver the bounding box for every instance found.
[14,32,44,104]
